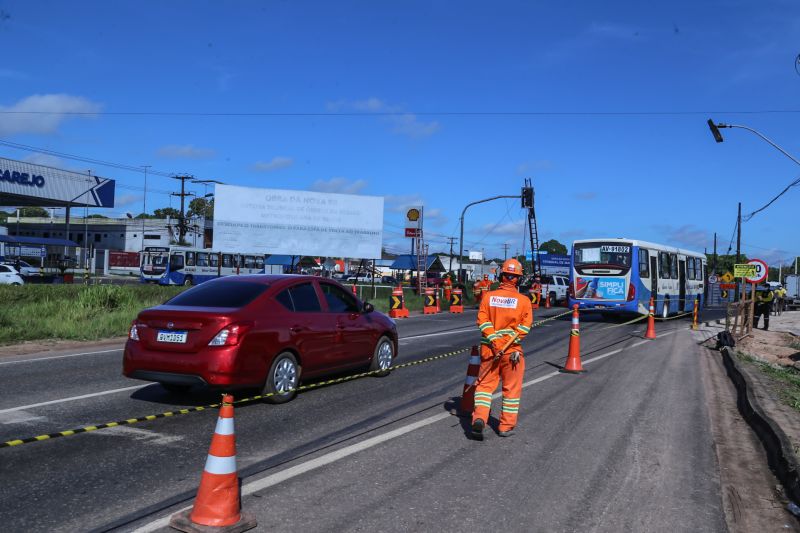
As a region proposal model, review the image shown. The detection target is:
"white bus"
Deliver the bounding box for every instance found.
[141,246,277,286]
[567,238,706,317]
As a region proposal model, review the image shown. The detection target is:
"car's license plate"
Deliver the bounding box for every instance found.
[157,331,188,343]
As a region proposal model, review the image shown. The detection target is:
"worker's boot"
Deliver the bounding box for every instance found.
[471,419,485,441]
[498,429,515,437]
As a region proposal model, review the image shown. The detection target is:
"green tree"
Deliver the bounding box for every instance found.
[153,207,181,219]
[87,214,109,218]
[18,206,49,217]
[187,197,214,219]
[707,254,749,275]
[540,239,568,255]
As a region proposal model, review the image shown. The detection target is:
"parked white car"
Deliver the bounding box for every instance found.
[0,264,25,285]
[541,274,569,305]
[2,260,39,277]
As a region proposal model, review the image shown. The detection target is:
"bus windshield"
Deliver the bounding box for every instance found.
[574,242,632,268]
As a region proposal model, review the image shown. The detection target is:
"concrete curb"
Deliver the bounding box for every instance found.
[720,346,800,504]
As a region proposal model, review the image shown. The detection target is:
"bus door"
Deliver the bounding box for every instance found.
[650,256,658,302]
[679,260,687,310]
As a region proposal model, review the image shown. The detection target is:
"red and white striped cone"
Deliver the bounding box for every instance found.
[459,345,481,415]
[561,304,585,374]
[645,297,657,339]
[170,394,256,533]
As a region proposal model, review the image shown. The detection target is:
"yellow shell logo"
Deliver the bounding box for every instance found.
[407,208,420,222]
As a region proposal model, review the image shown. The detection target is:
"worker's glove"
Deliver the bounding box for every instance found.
[491,338,506,355]
[509,352,521,364]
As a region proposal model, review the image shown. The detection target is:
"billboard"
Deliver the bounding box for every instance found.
[0,156,115,208]
[574,276,627,300]
[540,253,571,275]
[213,185,384,258]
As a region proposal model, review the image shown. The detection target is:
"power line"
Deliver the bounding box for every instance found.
[742,172,800,222]
[1,109,799,117]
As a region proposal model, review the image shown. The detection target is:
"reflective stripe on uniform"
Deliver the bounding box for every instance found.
[517,324,530,333]
[479,322,493,331]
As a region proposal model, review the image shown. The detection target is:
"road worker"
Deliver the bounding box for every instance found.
[754,284,774,330]
[472,258,533,440]
[473,277,484,305]
[774,285,786,316]
[481,273,493,292]
[443,275,453,303]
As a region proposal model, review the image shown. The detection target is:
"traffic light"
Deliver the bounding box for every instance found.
[521,187,533,208]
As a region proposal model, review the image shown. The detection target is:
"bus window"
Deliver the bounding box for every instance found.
[659,252,671,279]
[222,254,233,268]
[690,258,698,280]
[256,256,265,269]
[210,254,220,268]
[169,254,185,271]
[186,252,196,267]
[638,250,649,278]
[670,254,678,279]
[233,255,242,268]
[245,255,255,268]
[197,252,208,267]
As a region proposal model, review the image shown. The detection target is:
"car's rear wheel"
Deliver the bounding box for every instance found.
[370,336,394,377]
[160,383,191,394]
[264,352,299,404]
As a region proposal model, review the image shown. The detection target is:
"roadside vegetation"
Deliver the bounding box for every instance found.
[738,353,800,413]
[0,285,184,345]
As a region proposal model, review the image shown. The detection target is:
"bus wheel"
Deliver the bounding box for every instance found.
[183,276,193,286]
[662,297,670,318]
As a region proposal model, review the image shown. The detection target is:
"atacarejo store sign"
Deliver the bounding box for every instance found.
[0,156,115,208]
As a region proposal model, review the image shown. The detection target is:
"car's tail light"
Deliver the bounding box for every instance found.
[208,322,254,346]
[129,321,140,341]
[627,282,636,301]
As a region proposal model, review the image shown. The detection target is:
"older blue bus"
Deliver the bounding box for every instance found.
[567,238,706,317]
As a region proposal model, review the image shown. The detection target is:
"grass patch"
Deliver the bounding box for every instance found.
[737,352,800,413]
[0,284,185,345]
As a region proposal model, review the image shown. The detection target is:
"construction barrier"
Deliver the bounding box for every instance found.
[423,287,438,315]
[389,286,409,319]
[529,283,541,310]
[450,288,463,314]
[561,304,585,373]
[692,297,699,330]
[170,394,257,532]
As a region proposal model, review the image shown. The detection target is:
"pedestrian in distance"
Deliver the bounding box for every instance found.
[774,285,786,316]
[754,284,774,330]
[471,258,533,440]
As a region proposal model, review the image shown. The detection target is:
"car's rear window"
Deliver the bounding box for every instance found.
[166,281,269,308]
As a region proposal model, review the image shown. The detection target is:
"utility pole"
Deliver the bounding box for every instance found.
[141,165,151,253]
[736,202,742,302]
[501,243,509,260]
[171,175,194,244]
[447,236,456,274]
[713,232,717,274]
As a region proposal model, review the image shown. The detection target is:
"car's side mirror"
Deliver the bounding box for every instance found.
[362,302,374,314]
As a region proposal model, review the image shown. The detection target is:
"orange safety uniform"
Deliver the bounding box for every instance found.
[473,279,484,304]
[443,277,453,302]
[473,278,533,433]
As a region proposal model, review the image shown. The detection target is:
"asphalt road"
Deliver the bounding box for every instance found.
[0,306,729,532]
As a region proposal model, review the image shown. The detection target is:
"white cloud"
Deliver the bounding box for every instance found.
[327,98,440,139]
[384,194,425,213]
[23,153,69,169]
[157,144,216,160]
[310,177,368,194]
[115,194,143,207]
[516,160,554,175]
[0,94,102,136]
[474,220,526,238]
[655,224,710,250]
[572,191,597,200]
[250,156,294,172]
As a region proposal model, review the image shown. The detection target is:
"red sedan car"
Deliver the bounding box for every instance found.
[123,275,398,403]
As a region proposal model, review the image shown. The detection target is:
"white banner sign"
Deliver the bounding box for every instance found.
[213,185,384,258]
[469,250,483,261]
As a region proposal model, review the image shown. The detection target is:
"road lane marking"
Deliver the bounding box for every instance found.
[131,328,680,533]
[399,327,477,343]
[0,384,148,415]
[0,348,123,366]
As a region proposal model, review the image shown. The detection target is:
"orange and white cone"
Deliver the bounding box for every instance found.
[561,304,585,374]
[459,345,481,415]
[170,395,256,533]
[645,297,657,339]
[545,285,551,308]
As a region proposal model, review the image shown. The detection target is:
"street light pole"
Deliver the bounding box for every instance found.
[708,119,800,166]
[458,194,520,282]
[141,165,151,253]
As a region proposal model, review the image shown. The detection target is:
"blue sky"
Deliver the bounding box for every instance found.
[0,1,799,264]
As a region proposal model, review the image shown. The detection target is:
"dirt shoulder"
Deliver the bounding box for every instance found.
[0,337,127,359]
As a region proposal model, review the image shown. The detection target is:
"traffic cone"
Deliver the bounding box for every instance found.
[545,285,551,309]
[459,345,481,415]
[561,305,585,374]
[645,297,657,339]
[692,297,699,331]
[170,395,256,533]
